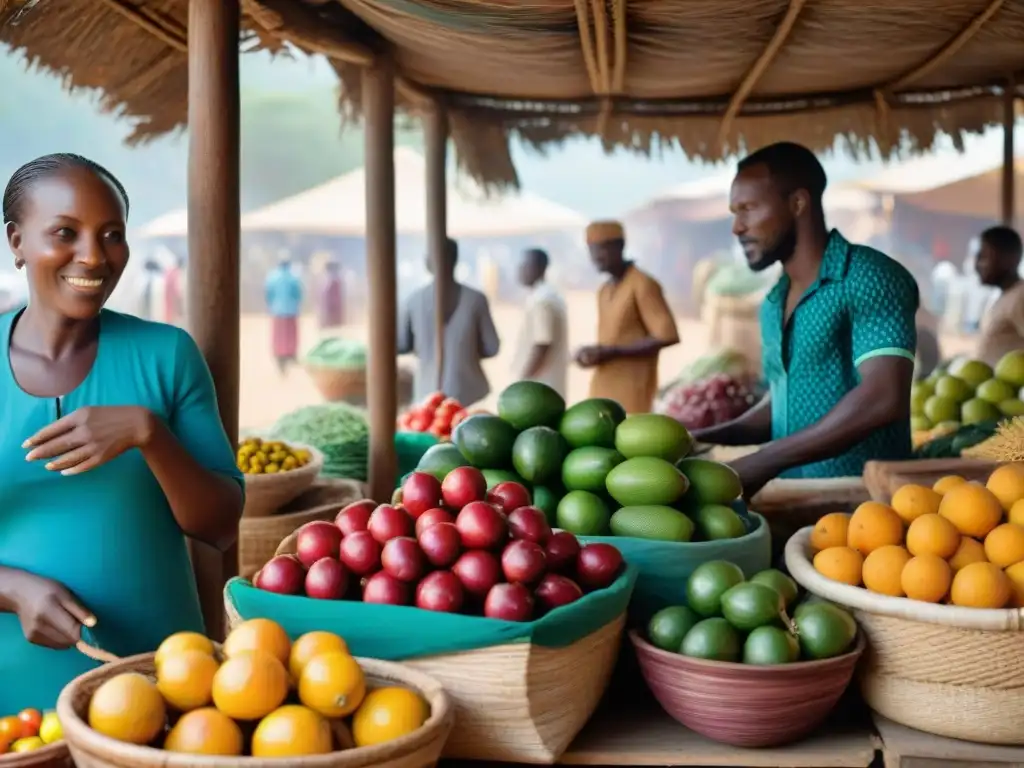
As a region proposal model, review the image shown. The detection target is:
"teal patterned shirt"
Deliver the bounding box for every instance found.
[761,230,918,479]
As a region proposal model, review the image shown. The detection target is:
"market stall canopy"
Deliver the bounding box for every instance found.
[238,147,586,238]
[138,208,188,238]
[3,0,1023,189]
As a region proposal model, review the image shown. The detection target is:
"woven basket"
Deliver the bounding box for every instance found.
[55,653,453,768]
[785,527,1024,744]
[0,741,72,767]
[233,530,624,763]
[242,443,324,519]
[238,478,368,580]
[306,366,368,404]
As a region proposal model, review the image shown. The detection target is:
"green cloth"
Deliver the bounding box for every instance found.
[395,431,440,487]
[761,230,918,479]
[580,512,771,624]
[226,565,636,660]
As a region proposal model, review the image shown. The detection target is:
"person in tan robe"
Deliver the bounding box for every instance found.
[975,226,1024,366]
[576,221,680,413]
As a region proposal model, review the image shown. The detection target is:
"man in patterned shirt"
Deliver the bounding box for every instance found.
[693,142,918,497]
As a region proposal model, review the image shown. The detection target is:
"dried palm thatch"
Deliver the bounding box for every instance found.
[2,0,1024,189]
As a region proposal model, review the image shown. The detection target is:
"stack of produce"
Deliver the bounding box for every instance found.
[303,337,367,370]
[235,437,313,476]
[911,351,1024,455]
[81,620,429,757]
[657,372,764,431]
[254,472,624,622]
[269,403,369,481]
[412,381,751,544]
[809,464,1024,607]
[658,349,755,394]
[0,708,61,756]
[397,391,471,440]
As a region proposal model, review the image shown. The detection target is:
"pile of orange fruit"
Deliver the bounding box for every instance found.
[810,465,1024,608]
[86,619,430,758]
[0,708,61,756]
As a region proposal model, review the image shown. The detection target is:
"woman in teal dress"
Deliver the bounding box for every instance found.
[0,154,244,710]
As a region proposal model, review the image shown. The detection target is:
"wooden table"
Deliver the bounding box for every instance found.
[862,459,997,503]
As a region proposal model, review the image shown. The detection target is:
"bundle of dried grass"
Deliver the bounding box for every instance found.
[962,418,1024,463]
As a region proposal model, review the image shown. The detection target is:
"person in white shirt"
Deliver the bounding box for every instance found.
[512,248,569,397]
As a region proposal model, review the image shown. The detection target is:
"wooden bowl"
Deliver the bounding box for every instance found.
[630,629,865,748]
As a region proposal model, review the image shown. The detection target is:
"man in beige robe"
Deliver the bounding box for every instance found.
[975,226,1024,366]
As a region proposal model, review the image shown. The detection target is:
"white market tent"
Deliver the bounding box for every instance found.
[138,207,189,238]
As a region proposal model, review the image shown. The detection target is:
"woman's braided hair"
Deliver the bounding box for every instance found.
[2,153,130,226]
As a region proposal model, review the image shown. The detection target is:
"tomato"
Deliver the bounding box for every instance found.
[409,415,431,432]
[424,392,445,410]
[17,710,41,738]
[440,397,461,409]
[450,410,468,429]
[0,716,24,743]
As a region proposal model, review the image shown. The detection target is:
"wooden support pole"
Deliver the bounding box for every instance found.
[363,61,398,502]
[186,0,241,641]
[425,103,449,393]
[1001,76,1016,228]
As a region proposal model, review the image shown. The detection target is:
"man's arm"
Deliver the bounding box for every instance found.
[692,395,772,446]
[396,300,414,355]
[606,275,680,360]
[521,301,556,379]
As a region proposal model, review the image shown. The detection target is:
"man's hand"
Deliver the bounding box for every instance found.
[728,451,782,501]
[574,345,613,368]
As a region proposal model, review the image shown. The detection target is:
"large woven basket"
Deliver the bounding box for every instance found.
[785,527,1024,744]
[55,653,453,768]
[0,741,72,767]
[242,443,324,519]
[306,366,368,404]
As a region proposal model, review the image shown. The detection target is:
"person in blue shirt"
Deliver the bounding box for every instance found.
[265,257,304,375]
[0,153,244,711]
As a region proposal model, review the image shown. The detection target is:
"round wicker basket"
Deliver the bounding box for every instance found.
[785,527,1024,744]
[55,653,453,768]
[242,443,324,519]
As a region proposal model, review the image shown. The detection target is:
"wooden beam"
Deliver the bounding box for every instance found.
[186,0,241,641]
[363,61,398,502]
[425,103,449,393]
[1002,76,1016,227]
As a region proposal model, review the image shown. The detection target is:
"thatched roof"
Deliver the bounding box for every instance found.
[3,0,1024,190]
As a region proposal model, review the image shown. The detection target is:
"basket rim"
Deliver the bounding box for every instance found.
[784,527,1024,630]
[628,626,866,673]
[55,653,452,767]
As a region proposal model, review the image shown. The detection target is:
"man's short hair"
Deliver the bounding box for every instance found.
[444,237,459,265]
[981,226,1023,259]
[736,141,828,204]
[525,248,549,270]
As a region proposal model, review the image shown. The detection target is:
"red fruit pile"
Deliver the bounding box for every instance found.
[396,391,468,439]
[254,469,625,623]
[660,373,761,430]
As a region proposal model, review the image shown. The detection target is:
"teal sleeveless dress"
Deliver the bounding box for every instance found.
[0,308,243,711]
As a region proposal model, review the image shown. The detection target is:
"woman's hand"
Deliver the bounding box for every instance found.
[8,571,95,650]
[23,406,154,476]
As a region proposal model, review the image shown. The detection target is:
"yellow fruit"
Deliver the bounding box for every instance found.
[299,651,366,718]
[986,463,1024,511]
[948,536,988,571]
[1005,561,1024,607]
[810,513,851,552]
[901,554,952,603]
[905,513,960,559]
[352,687,430,747]
[251,705,333,758]
[812,546,864,586]
[212,649,289,721]
[847,502,904,556]
[933,475,967,495]
[938,482,1003,539]
[891,484,942,524]
[38,712,61,744]
[289,632,350,681]
[1009,498,1024,527]
[155,632,215,669]
[157,649,219,712]
[862,545,912,597]
[88,673,166,745]
[223,618,292,667]
[950,561,1012,608]
[164,708,244,756]
[11,737,44,753]
[984,523,1024,568]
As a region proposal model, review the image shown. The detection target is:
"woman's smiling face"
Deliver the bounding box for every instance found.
[6,164,129,320]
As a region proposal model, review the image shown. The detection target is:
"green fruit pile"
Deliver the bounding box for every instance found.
[647,561,858,665]
[911,351,1024,434]
[412,380,751,542]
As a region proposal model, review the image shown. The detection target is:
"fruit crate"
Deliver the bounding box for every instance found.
[785,527,1024,745]
[863,459,997,503]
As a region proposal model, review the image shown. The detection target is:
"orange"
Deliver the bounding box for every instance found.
[211,649,289,721]
[157,649,220,712]
[1010,498,1024,527]
[289,631,350,681]
[948,536,988,571]
[164,708,244,756]
[251,705,332,758]
[812,546,864,586]
[938,482,1003,539]
[88,672,166,745]
[809,513,850,552]
[906,513,960,559]
[933,475,967,495]
[847,502,904,556]
[299,651,366,718]
[901,554,952,603]
[1005,561,1024,607]
[984,523,1024,568]
[950,561,1012,608]
[862,545,912,597]
[223,618,292,667]
[891,484,942,524]
[352,687,430,747]
[0,716,24,743]
[986,463,1024,511]
[155,632,215,669]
